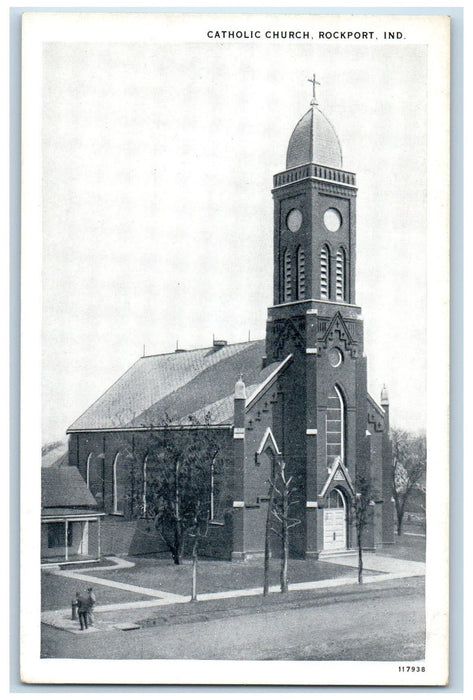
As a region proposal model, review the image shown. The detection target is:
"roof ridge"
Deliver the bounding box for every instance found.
[68,339,268,432]
[140,338,264,360]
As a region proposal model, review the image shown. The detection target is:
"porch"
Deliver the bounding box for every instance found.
[41,513,103,566]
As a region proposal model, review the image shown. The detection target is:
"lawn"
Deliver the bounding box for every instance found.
[41,571,151,611]
[41,531,425,612]
[380,532,426,562]
[87,555,379,598]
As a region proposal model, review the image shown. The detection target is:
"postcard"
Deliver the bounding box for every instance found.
[21,11,449,686]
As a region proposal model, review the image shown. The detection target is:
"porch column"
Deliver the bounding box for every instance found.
[64,519,69,562]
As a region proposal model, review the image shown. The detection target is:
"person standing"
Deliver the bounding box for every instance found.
[76,591,88,631]
[86,586,96,626]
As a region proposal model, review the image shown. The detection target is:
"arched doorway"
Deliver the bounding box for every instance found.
[323,487,348,551]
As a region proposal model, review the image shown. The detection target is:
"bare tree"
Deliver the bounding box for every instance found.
[262,476,276,596]
[353,470,373,584]
[269,461,301,594]
[391,429,426,536]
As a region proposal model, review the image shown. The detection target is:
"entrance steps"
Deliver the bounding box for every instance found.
[318,548,357,560]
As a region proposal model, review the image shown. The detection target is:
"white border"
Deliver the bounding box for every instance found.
[20,11,450,686]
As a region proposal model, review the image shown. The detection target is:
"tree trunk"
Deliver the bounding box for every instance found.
[357,533,363,584]
[173,460,181,563]
[280,524,288,593]
[172,520,184,564]
[396,499,405,536]
[263,485,275,596]
[191,539,198,602]
[280,487,289,594]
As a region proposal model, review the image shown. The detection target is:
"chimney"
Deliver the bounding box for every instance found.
[234,375,246,427]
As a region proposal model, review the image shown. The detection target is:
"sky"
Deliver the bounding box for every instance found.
[41,32,429,443]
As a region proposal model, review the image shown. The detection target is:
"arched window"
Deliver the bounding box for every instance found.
[209,454,224,523]
[85,452,93,489]
[336,248,346,301]
[327,488,345,508]
[326,385,345,467]
[265,446,276,482]
[320,245,330,300]
[297,246,306,300]
[142,455,148,516]
[210,457,216,521]
[284,249,292,302]
[111,452,125,514]
[85,453,103,508]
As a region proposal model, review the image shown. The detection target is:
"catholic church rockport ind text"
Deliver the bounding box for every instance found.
[65,86,395,562]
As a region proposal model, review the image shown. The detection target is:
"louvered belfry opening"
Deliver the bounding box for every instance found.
[320,244,330,300]
[297,246,305,300]
[283,249,292,302]
[336,248,346,301]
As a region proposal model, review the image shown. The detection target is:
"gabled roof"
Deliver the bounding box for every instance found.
[68,340,287,431]
[367,393,386,422]
[41,467,97,509]
[319,456,356,499]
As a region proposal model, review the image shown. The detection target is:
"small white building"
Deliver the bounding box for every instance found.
[41,467,104,566]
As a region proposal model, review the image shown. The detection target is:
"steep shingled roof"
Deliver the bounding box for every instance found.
[41,467,97,509]
[286,104,343,170]
[67,340,285,431]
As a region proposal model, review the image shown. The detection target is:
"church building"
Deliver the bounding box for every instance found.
[66,82,394,560]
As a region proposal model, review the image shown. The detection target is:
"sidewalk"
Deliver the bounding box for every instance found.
[41,551,425,634]
[324,552,425,576]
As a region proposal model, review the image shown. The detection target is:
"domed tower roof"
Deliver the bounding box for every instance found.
[286,80,343,170]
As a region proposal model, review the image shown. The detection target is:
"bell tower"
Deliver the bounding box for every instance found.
[265,77,372,558]
[266,77,360,363]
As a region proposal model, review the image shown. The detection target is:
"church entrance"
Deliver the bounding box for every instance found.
[323,488,347,551]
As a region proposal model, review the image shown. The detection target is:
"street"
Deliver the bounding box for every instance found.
[42,577,424,661]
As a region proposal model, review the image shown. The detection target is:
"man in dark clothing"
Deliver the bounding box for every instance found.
[76,591,89,630]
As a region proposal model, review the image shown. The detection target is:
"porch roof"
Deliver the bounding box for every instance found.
[41,508,104,521]
[41,466,97,509]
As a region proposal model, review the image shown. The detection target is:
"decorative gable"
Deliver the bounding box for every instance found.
[367,394,385,433]
[270,317,306,359]
[319,456,355,502]
[255,427,281,461]
[318,311,359,358]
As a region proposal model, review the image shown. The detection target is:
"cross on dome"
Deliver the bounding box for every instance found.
[286,73,342,169]
[308,73,320,105]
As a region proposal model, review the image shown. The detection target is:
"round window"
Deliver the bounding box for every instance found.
[286,208,303,233]
[323,208,342,232]
[328,347,343,368]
